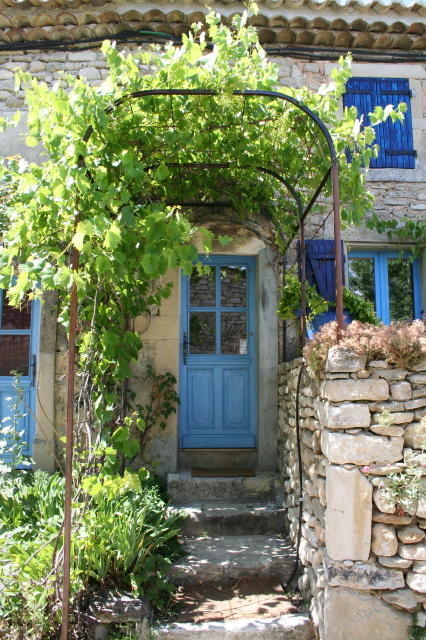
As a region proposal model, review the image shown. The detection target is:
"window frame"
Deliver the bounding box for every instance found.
[348,249,422,325]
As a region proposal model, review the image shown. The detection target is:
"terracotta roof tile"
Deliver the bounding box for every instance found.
[0,2,424,50]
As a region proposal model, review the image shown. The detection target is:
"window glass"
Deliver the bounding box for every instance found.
[348,257,376,309]
[189,312,216,354]
[189,267,215,307]
[220,266,247,308]
[221,312,247,354]
[388,259,414,322]
[1,295,31,330]
[0,335,30,376]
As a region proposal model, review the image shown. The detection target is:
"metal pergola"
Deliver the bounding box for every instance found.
[61,88,344,638]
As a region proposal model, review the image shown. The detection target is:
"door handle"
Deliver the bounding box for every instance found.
[183,332,188,365]
[31,354,37,387]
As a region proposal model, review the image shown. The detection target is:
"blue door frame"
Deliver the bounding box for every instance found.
[0,293,40,462]
[348,250,422,324]
[179,255,257,449]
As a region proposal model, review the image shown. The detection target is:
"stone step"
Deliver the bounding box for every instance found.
[167,472,281,505]
[178,503,286,537]
[152,614,314,639]
[170,535,296,586]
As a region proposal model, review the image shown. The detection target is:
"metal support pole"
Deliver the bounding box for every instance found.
[331,160,344,338]
[60,246,79,640]
[299,219,307,349]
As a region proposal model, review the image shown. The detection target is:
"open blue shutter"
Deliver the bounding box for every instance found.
[304,240,344,304]
[343,77,415,169]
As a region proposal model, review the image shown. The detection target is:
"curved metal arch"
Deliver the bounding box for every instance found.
[143,161,304,217]
[82,88,336,163]
[62,87,344,639]
[78,87,344,331]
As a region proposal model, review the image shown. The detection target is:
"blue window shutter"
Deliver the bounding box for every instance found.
[343,77,415,169]
[303,240,344,304]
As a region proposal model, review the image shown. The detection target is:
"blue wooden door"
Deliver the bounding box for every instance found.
[0,291,40,464]
[180,256,256,449]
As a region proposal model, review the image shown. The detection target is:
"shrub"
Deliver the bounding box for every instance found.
[0,468,182,640]
[303,319,426,376]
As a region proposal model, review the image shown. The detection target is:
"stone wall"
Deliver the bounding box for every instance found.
[279,349,426,640]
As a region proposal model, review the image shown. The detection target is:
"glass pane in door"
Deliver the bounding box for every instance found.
[1,294,31,330]
[189,312,216,354]
[0,335,30,376]
[189,267,215,307]
[221,312,247,354]
[221,266,247,307]
[388,259,414,322]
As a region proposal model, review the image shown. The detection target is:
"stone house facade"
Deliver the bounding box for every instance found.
[0,1,425,636]
[1,0,424,477]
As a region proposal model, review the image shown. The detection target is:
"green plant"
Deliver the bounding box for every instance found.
[342,287,379,325]
[278,272,329,322]
[278,276,379,326]
[408,624,426,640]
[0,468,182,639]
[110,365,179,471]
[376,409,393,428]
[108,625,140,640]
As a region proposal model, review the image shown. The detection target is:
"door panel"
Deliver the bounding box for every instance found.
[187,368,215,429]
[0,291,39,463]
[223,368,249,428]
[180,256,256,449]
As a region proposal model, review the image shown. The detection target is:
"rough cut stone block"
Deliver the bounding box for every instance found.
[408,374,426,384]
[376,369,408,381]
[321,431,404,465]
[378,556,412,569]
[369,401,405,412]
[417,497,426,519]
[323,587,411,640]
[372,523,398,556]
[322,379,389,402]
[89,594,151,624]
[397,525,425,544]
[372,411,414,424]
[382,588,419,612]
[405,398,426,411]
[407,572,426,593]
[369,360,388,368]
[324,557,405,589]
[413,561,426,574]
[317,401,370,429]
[398,543,426,561]
[410,360,426,372]
[413,386,426,399]
[362,463,402,476]
[404,422,426,448]
[373,487,396,514]
[325,466,372,561]
[390,381,412,401]
[326,347,367,373]
[373,511,412,526]
[370,424,404,436]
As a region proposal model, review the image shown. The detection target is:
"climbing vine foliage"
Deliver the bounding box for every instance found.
[0,11,408,455]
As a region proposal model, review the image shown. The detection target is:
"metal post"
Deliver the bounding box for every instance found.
[331,160,344,338]
[60,246,79,640]
[299,219,307,348]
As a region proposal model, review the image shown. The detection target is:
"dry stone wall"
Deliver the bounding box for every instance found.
[279,350,426,640]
